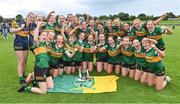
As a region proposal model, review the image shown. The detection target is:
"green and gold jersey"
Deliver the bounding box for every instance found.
[88,26,98,32]
[54,22,62,35]
[133,23,147,42]
[31,41,50,68]
[42,22,55,32]
[72,40,83,62]
[83,41,96,62]
[76,28,91,39]
[114,26,125,38]
[147,27,166,50]
[62,40,79,62]
[49,44,64,66]
[106,43,121,64]
[124,28,136,41]
[145,48,164,73]
[104,26,121,38]
[134,47,148,68]
[145,48,162,63]
[46,40,55,51]
[121,46,135,65]
[96,41,108,61]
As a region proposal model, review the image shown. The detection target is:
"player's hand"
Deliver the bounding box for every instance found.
[79,46,83,52]
[63,21,67,27]
[162,13,168,18]
[151,44,156,49]
[161,26,167,29]
[90,47,94,53]
[75,26,80,29]
[74,48,78,51]
[21,24,25,29]
[37,22,46,27]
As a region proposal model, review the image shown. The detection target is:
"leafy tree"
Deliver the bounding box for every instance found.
[167,12,176,18]
[130,15,136,20]
[99,15,109,20]
[137,13,147,20]
[118,12,130,21]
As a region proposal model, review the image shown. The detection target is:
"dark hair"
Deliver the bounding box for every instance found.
[46,11,55,20]
[80,21,86,25]
[67,14,73,18]
[97,22,104,27]
[124,22,131,26]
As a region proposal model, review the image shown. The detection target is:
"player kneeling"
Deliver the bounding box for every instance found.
[18,22,54,94]
[142,38,171,91]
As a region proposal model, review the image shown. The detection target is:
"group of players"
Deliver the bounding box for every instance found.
[11,11,173,94]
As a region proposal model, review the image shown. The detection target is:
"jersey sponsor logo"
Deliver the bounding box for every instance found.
[147,35,162,40]
[121,48,133,57]
[34,47,48,55]
[108,50,118,56]
[134,52,145,58]
[135,31,146,36]
[145,56,161,62]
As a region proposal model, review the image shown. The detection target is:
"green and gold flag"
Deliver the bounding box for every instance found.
[48,75,119,93]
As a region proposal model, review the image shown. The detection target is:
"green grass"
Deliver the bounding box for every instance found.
[160,20,180,24]
[0,26,180,103]
[122,20,180,24]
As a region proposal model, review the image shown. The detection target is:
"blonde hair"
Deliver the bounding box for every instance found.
[114,18,121,23]
[133,19,141,25]
[56,35,66,46]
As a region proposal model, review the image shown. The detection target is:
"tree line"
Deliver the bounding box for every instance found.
[0,12,179,23]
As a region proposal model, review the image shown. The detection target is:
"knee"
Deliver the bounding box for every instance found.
[66,71,71,75]
[121,72,127,77]
[148,82,154,86]
[97,69,102,73]
[38,88,47,95]
[115,71,120,75]
[40,90,47,95]
[48,84,54,89]
[107,71,111,74]
[156,87,163,91]
[24,58,27,64]
[18,60,25,66]
[140,79,145,83]
[134,77,139,81]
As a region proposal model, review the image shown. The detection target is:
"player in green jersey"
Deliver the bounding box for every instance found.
[42,11,56,32]
[106,36,121,75]
[124,22,136,41]
[142,38,171,91]
[146,20,173,51]
[133,13,168,42]
[121,36,135,78]
[50,35,65,78]
[82,34,96,73]
[18,22,54,94]
[96,33,108,72]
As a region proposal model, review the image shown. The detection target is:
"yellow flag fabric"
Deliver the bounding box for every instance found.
[48,75,119,93]
[83,75,119,93]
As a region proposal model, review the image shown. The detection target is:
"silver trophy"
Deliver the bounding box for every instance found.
[78,68,90,81]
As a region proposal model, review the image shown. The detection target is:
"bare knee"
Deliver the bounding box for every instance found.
[134,76,139,81]
[18,60,25,66]
[40,90,47,95]
[148,82,154,86]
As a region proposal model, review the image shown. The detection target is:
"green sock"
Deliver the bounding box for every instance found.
[25,86,32,92]
[19,76,24,81]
